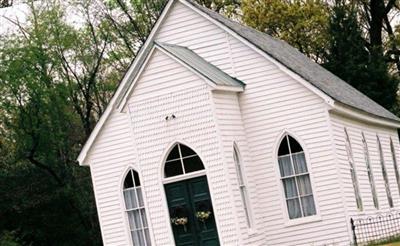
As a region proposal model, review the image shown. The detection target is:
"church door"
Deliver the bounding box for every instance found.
[164,176,220,246]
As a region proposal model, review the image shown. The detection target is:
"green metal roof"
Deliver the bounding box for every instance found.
[156,42,245,88]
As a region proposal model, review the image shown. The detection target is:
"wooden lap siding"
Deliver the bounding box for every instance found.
[127,49,238,245]
[83,1,400,245]
[156,1,350,245]
[87,111,136,245]
[331,113,400,216]
[211,90,265,245]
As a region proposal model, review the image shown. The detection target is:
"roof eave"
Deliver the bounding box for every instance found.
[77,0,177,166]
[154,43,245,91]
[331,102,400,128]
[212,85,244,92]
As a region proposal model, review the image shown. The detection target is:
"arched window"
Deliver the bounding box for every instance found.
[164,143,205,178]
[377,135,393,208]
[390,138,400,196]
[362,132,379,209]
[277,135,316,219]
[344,128,363,211]
[123,169,151,245]
[233,145,252,227]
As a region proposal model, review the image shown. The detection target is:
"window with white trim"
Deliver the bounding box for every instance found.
[233,145,252,227]
[277,135,316,219]
[164,143,205,178]
[344,128,363,211]
[377,135,393,208]
[123,169,151,246]
[390,138,400,196]
[361,132,379,209]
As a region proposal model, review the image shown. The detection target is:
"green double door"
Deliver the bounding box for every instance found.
[164,176,220,246]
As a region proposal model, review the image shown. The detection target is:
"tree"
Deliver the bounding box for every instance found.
[0,0,242,244]
[241,0,331,62]
[323,1,398,111]
[0,0,12,8]
[100,0,240,58]
[0,2,108,244]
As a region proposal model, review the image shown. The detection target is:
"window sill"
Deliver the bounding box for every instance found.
[247,228,258,237]
[284,215,322,227]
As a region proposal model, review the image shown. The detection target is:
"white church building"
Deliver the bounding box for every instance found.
[78,0,400,245]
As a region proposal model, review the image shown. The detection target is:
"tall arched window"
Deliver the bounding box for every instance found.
[377,135,393,208]
[344,128,363,211]
[390,138,400,196]
[164,143,205,178]
[123,169,151,245]
[277,134,316,219]
[233,145,252,227]
[362,132,379,209]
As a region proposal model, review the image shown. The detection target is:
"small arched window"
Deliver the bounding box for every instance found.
[278,135,316,219]
[164,143,205,178]
[233,145,252,227]
[123,169,151,245]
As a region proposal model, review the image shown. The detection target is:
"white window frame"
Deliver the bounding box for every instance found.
[277,134,317,222]
[344,128,363,211]
[377,135,393,208]
[123,169,152,246]
[163,143,206,184]
[233,144,253,228]
[390,137,400,197]
[361,132,379,209]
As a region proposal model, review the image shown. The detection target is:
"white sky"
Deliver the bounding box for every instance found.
[0,3,29,35]
[0,1,87,36]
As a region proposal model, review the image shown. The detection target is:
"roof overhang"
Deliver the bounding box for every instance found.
[77,0,177,166]
[330,102,400,129]
[117,43,244,111]
[77,0,244,166]
[78,0,400,166]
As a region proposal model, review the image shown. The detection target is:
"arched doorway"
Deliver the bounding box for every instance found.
[163,143,220,246]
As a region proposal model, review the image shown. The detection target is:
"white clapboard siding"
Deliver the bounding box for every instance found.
[331,113,400,217]
[85,1,400,245]
[229,38,350,245]
[155,1,351,245]
[211,90,266,244]
[86,111,136,246]
[127,49,239,245]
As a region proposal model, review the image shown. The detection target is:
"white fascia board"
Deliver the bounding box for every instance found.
[117,46,157,112]
[77,0,176,166]
[212,85,243,92]
[154,44,244,92]
[179,0,334,107]
[331,102,400,129]
[117,44,241,111]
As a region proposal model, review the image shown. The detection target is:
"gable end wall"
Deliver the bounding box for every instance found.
[156,1,351,244]
[331,113,400,215]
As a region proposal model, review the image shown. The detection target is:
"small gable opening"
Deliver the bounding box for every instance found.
[164,143,205,178]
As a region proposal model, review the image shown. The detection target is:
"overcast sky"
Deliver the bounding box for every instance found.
[0,3,30,35]
[0,1,88,36]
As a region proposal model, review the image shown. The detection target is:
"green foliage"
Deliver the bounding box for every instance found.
[0,231,21,246]
[1,0,400,245]
[324,3,399,111]
[0,2,108,245]
[241,0,331,61]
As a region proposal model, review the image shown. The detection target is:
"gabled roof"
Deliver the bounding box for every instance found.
[186,0,399,122]
[78,0,400,166]
[156,42,245,88]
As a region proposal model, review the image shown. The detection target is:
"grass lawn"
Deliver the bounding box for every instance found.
[380,242,400,246]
